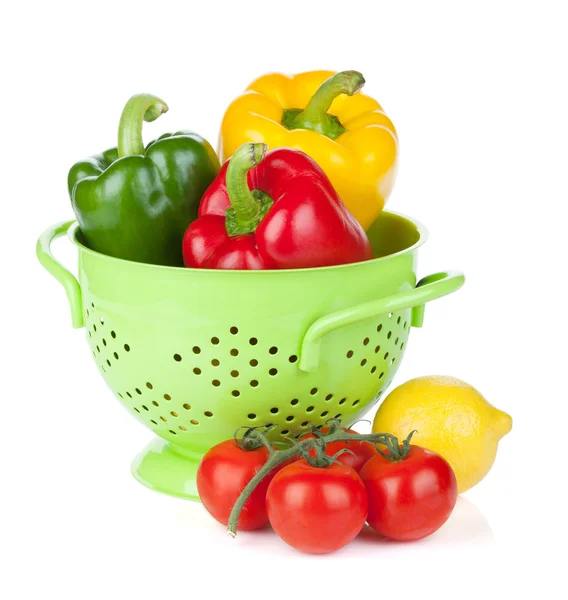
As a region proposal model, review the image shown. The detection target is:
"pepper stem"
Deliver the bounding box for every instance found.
[281,71,365,140]
[225,143,273,237]
[117,93,169,158]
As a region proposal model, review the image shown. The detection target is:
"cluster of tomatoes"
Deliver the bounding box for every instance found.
[196,423,458,554]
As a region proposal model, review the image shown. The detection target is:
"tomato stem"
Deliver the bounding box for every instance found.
[375,430,417,462]
[227,421,396,537]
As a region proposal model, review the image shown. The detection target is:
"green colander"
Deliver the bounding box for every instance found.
[37,211,464,500]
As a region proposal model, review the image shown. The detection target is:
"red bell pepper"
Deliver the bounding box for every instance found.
[182,143,373,270]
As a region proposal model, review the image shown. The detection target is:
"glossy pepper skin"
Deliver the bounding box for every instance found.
[182,143,373,270]
[68,94,220,266]
[219,70,398,231]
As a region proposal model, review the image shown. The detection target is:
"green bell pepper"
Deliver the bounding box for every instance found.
[68,93,220,266]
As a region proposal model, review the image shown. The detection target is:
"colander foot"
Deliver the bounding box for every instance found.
[131,438,204,501]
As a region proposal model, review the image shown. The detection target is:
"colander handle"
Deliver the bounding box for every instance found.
[36,220,84,329]
[299,270,465,372]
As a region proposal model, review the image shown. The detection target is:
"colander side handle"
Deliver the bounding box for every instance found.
[299,270,465,372]
[36,221,84,329]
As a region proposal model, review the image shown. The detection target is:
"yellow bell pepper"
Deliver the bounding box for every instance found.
[219,70,398,230]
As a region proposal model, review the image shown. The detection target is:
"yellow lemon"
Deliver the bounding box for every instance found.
[372,376,512,493]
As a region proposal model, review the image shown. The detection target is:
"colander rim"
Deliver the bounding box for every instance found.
[67,210,429,274]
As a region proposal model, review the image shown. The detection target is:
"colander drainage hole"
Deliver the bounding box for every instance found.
[401,342,405,350]
[212,380,220,387]
[360,359,367,367]
[232,390,240,397]
[93,324,97,333]
[212,359,220,367]
[377,324,382,332]
[250,380,259,387]
[397,316,401,324]
[211,337,220,345]
[118,393,123,399]
[88,331,92,338]
[291,399,299,406]
[269,346,278,355]
[106,359,111,367]
[169,430,177,435]
[142,405,149,411]
[371,366,377,374]
[133,407,140,413]
[346,350,354,358]
[230,326,239,335]
[375,345,381,353]
[102,339,107,346]
[387,331,392,339]
[151,419,157,425]
[384,352,389,360]
[334,413,342,419]
[135,388,142,395]
[248,413,257,420]
[404,321,408,330]
[269,368,278,376]
[164,394,172,401]
[126,392,132,398]
[152,401,159,407]
[321,410,329,417]
[281,430,289,435]
[250,359,258,367]
[204,411,213,417]
[179,425,187,430]
[111,331,116,339]
[124,344,130,352]
[352,399,360,407]
[325,394,333,401]
[388,312,393,318]
[174,353,182,362]
[310,387,318,395]
[194,368,202,375]
[286,415,294,422]
[270,407,279,414]
[289,355,298,363]
[171,411,178,417]
[363,337,369,346]
[114,352,119,360]
[96,346,100,353]
[339,398,346,405]
[183,403,191,410]
[100,317,104,325]
[146,382,153,389]
[160,416,167,422]
[230,348,239,356]
[379,372,385,379]
[249,337,258,346]
[231,370,239,378]
[191,420,199,425]
[395,337,399,345]
[301,421,309,427]
[193,346,201,354]
[307,406,314,412]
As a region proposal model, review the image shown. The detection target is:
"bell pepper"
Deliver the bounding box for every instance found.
[182,142,373,270]
[68,93,220,266]
[218,70,398,231]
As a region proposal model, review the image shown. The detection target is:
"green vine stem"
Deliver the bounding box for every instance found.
[227,421,394,537]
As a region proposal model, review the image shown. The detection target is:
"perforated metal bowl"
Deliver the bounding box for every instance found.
[37,211,464,499]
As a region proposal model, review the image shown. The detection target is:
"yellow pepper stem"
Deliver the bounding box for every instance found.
[281,70,365,140]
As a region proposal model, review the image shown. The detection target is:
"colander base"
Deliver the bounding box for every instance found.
[131,438,204,500]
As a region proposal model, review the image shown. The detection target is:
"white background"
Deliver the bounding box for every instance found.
[2,1,567,598]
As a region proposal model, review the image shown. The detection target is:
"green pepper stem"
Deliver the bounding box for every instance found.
[227,425,393,537]
[225,143,268,235]
[117,93,169,158]
[281,71,365,140]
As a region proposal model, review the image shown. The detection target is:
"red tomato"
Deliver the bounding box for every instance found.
[196,440,280,531]
[360,445,458,541]
[266,459,368,554]
[304,427,378,472]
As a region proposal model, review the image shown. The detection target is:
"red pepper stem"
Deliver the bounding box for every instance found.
[117,93,169,158]
[227,425,394,537]
[226,143,267,222]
